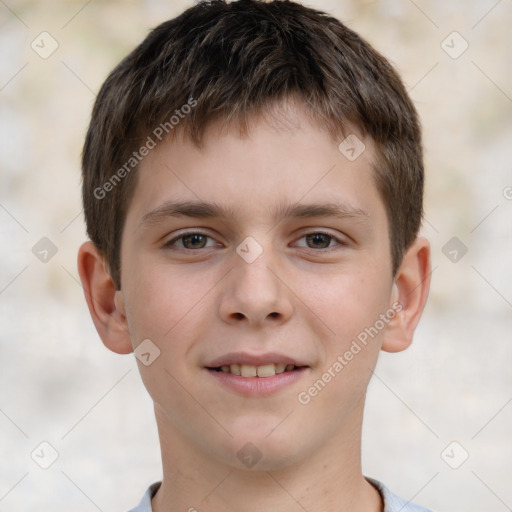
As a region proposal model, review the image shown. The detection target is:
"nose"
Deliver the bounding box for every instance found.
[218,246,294,327]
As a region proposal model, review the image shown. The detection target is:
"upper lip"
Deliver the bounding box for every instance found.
[205,352,309,368]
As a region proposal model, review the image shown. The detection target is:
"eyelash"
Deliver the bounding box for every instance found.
[164,230,345,252]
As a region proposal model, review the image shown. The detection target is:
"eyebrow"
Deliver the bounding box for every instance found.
[140,199,372,227]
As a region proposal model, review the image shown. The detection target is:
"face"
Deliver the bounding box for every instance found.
[118,105,396,470]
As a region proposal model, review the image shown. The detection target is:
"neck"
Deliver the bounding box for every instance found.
[151,403,382,512]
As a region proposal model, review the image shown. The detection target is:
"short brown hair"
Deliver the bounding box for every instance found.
[82,0,423,289]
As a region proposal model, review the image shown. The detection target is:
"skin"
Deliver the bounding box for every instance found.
[78,101,431,512]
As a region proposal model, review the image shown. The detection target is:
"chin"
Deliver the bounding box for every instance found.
[222,423,309,472]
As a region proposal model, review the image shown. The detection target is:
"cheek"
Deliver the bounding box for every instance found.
[305,264,390,345]
[121,260,210,406]
[123,257,206,341]
[121,257,221,395]
[295,275,387,423]
[300,264,391,407]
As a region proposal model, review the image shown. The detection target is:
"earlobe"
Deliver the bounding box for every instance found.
[77,241,133,355]
[381,237,431,353]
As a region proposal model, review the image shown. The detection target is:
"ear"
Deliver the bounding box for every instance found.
[381,237,431,353]
[77,241,133,354]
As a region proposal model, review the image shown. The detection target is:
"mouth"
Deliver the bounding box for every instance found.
[207,363,303,378]
[204,353,310,396]
[204,352,311,397]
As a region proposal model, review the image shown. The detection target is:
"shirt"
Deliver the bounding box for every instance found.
[127,478,434,512]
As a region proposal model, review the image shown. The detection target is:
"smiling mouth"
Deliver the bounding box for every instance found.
[208,363,304,378]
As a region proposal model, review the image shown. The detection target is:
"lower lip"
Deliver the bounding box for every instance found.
[206,367,309,397]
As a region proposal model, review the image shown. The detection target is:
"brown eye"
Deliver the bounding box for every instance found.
[305,233,334,249]
[165,232,216,250]
[181,234,208,249]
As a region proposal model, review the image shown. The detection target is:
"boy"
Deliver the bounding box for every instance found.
[77,1,433,510]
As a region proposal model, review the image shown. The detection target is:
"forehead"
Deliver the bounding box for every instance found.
[124,106,386,235]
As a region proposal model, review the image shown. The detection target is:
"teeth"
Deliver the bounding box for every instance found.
[275,363,286,374]
[229,364,241,376]
[217,363,297,378]
[257,364,276,377]
[240,364,257,377]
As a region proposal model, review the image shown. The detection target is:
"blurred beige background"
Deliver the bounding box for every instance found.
[1,0,511,510]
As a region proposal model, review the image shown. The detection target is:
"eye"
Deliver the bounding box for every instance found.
[165,232,217,250]
[294,232,342,250]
